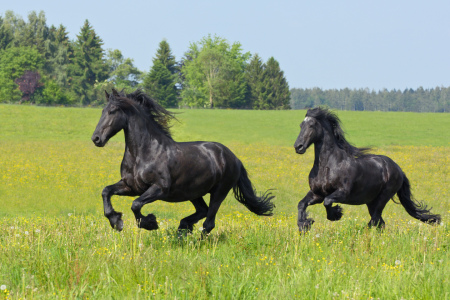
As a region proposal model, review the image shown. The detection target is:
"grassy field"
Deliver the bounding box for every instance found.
[0,104,449,299]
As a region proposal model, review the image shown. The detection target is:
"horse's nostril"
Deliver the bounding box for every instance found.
[92,135,100,143]
[295,144,304,153]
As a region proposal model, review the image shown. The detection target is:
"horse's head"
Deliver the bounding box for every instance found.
[91,90,127,147]
[294,114,323,154]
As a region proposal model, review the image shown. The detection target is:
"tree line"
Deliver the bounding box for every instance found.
[290,87,450,113]
[0,11,290,109]
[2,11,449,112]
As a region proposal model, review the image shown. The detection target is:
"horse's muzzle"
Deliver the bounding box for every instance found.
[295,145,306,154]
[91,134,104,147]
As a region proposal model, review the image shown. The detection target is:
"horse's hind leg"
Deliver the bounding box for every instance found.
[367,203,386,228]
[366,191,394,228]
[201,188,229,237]
[178,197,208,233]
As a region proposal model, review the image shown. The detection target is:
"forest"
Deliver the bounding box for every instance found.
[290,87,450,112]
[1,10,449,112]
[0,10,290,109]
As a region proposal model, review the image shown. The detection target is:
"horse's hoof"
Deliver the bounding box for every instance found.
[108,212,123,232]
[138,214,158,231]
[368,220,385,230]
[177,228,192,239]
[326,205,343,221]
[200,230,211,240]
[298,218,314,232]
[114,219,124,232]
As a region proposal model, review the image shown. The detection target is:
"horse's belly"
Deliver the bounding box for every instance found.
[166,174,216,201]
[345,177,385,204]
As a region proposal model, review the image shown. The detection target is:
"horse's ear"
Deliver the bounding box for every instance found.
[112,88,119,97]
[105,90,110,101]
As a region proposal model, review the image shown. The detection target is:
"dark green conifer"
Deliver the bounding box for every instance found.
[263,57,290,109]
[143,39,179,107]
[68,20,108,105]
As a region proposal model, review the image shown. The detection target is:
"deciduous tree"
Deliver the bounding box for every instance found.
[181,35,250,108]
[106,49,142,89]
[0,16,13,50]
[14,70,43,103]
[0,46,43,102]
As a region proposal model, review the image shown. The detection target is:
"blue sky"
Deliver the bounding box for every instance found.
[3,0,450,90]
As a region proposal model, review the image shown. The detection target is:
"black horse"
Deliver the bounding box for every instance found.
[91,89,274,236]
[293,107,440,231]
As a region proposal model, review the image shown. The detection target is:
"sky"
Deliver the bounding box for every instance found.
[2,0,450,91]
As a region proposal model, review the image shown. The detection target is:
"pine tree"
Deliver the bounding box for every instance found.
[68,20,108,105]
[143,39,178,107]
[245,54,267,109]
[263,57,290,109]
[143,60,177,107]
[54,24,70,45]
[154,39,179,75]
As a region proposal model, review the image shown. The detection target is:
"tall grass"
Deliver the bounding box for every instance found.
[2,213,448,299]
[0,105,449,299]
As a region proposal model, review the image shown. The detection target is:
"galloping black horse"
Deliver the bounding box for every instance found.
[91,89,274,235]
[293,107,440,231]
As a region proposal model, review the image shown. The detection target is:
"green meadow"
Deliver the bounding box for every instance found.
[0,104,449,299]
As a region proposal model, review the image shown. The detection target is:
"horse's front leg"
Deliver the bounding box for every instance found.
[298,191,323,232]
[323,190,347,221]
[131,184,167,231]
[102,180,136,231]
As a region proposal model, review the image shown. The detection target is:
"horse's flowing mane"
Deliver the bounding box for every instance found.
[110,89,177,139]
[306,107,371,158]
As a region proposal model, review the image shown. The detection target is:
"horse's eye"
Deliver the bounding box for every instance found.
[109,109,117,115]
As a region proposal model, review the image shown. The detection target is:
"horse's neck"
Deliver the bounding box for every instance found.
[313,131,341,168]
[124,114,173,158]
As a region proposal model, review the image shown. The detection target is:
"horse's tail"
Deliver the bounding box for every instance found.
[397,172,441,224]
[232,163,275,216]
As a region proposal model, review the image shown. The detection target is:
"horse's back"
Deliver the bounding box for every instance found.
[358,154,403,183]
[179,140,238,160]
